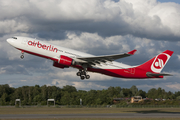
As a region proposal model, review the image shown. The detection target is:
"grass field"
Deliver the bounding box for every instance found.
[0,107,180,120]
[0,107,180,114]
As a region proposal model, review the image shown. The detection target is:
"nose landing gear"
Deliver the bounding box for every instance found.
[20,51,24,59]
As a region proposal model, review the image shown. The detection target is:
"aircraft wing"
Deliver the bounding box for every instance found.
[76,49,137,65]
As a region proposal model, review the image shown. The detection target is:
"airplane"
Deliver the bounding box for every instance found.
[7,36,174,80]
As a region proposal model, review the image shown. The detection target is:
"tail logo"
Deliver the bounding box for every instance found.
[151,53,170,73]
[154,58,164,69]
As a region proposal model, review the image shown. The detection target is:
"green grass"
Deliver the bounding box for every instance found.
[0,107,180,120]
[0,107,180,114]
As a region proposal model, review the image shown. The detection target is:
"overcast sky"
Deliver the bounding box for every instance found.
[1,0,180,92]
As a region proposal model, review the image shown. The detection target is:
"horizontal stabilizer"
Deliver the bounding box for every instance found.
[146,72,172,77]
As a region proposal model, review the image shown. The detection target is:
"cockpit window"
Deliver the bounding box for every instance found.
[12,37,17,39]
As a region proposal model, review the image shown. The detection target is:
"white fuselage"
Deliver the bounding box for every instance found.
[7,36,132,70]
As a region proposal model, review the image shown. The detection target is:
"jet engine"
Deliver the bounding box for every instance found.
[53,61,68,69]
[53,55,76,69]
[59,55,76,66]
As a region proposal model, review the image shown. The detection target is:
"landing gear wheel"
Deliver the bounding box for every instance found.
[77,68,90,80]
[86,75,90,79]
[20,55,24,59]
[21,51,24,59]
[80,76,85,80]
[81,71,86,75]
[77,72,81,76]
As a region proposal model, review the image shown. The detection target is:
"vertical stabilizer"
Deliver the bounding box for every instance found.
[136,50,173,73]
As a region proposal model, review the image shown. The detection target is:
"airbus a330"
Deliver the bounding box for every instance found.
[7,36,173,80]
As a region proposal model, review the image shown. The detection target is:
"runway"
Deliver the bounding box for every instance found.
[1,113,180,119]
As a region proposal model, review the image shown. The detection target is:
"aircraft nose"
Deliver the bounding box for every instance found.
[7,38,10,43]
[7,38,14,45]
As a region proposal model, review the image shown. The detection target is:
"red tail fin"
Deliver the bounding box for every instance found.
[136,50,173,73]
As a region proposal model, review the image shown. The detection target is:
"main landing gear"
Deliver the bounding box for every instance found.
[20,51,24,59]
[76,70,90,80]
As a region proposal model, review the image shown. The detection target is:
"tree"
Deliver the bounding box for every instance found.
[60,91,71,105]
[96,98,102,105]
[62,85,77,93]
[130,85,138,96]
[0,84,14,102]
[147,88,157,99]
[41,85,48,101]
[107,86,115,98]
[85,90,97,105]
[1,93,8,105]
[0,84,179,106]
[76,90,87,105]
[33,85,41,98]
[167,91,174,99]
[122,88,132,97]
[33,95,42,103]
[114,86,121,97]
[120,90,124,97]
[137,90,146,98]
[174,91,180,98]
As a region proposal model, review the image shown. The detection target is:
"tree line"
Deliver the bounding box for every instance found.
[0,84,180,105]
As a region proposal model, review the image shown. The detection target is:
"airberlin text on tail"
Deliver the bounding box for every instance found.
[136,50,174,73]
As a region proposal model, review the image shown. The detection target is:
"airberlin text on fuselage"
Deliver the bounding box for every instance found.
[28,41,58,53]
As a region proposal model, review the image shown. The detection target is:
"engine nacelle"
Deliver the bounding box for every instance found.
[58,55,76,66]
[53,61,67,69]
[53,55,76,69]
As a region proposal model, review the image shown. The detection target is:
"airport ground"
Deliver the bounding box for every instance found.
[0,107,180,114]
[0,107,180,119]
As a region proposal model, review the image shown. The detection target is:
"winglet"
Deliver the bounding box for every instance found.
[127,49,137,55]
